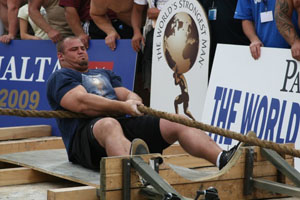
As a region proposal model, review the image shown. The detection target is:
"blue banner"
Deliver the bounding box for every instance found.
[0,39,137,136]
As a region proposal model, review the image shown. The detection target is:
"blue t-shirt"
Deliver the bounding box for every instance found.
[46,68,122,154]
[234,0,299,48]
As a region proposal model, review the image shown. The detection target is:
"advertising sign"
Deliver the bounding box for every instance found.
[0,40,137,136]
[202,44,300,170]
[150,0,210,121]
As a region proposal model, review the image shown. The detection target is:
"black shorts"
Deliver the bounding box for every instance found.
[69,115,170,170]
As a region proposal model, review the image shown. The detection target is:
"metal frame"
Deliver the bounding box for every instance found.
[122,155,187,200]
[244,147,300,197]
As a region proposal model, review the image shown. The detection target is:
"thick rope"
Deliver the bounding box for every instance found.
[137,106,300,158]
[0,108,87,118]
[0,106,299,158]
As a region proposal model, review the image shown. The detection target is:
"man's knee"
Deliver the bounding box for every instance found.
[93,117,122,140]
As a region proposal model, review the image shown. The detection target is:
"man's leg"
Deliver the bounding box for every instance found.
[159,118,222,165]
[92,117,131,156]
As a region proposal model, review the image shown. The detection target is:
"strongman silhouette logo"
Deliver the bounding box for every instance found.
[163,12,199,120]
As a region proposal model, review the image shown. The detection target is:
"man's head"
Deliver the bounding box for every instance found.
[56,37,89,72]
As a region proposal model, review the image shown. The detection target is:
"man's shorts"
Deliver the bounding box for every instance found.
[69,115,171,170]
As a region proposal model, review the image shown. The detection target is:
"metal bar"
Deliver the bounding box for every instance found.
[130,156,185,199]
[140,187,164,200]
[122,159,131,200]
[253,178,300,198]
[244,147,254,195]
[261,148,300,186]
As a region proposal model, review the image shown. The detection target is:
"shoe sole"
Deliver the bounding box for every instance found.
[130,138,150,156]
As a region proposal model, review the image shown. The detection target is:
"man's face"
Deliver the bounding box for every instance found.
[58,38,89,72]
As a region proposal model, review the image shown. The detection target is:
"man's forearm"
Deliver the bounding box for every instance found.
[127,91,142,102]
[7,6,18,37]
[131,4,144,34]
[275,0,299,45]
[65,7,85,36]
[242,20,260,42]
[29,7,52,33]
[90,13,116,35]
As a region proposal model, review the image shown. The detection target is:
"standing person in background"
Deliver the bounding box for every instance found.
[275,0,300,61]
[29,0,73,43]
[0,0,26,44]
[59,0,112,49]
[234,0,299,60]
[199,0,249,78]
[90,0,134,51]
[131,0,168,94]
[18,4,49,40]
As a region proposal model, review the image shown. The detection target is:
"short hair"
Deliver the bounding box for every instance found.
[56,36,81,53]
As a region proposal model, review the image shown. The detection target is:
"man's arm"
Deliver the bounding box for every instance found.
[64,6,89,48]
[242,20,263,59]
[275,0,300,60]
[60,85,143,117]
[19,18,40,39]
[131,3,146,52]
[0,0,21,44]
[114,87,142,102]
[29,0,62,43]
[90,0,120,51]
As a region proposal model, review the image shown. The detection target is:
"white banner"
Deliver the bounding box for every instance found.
[150,0,210,121]
[202,44,300,170]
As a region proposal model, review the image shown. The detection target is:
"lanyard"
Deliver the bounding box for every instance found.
[262,0,268,11]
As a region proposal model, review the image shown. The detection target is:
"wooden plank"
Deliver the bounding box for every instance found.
[0,160,18,168]
[100,146,294,191]
[102,176,289,200]
[0,149,100,188]
[102,145,295,177]
[163,144,187,155]
[0,125,51,141]
[163,143,294,160]
[47,186,98,200]
[0,167,58,186]
[0,136,64,154]
[101,157,293,190]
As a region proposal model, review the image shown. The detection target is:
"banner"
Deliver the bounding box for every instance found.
[0,39,137,136]
[150,0,210,121]
[202,44,300,170]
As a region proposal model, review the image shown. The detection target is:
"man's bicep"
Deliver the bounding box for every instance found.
[114,87,130,101]
[276,0,293,17]
[28,0,43,10]
[60,85,87,112]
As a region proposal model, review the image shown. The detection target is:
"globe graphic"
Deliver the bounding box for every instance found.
[163,12,199,74]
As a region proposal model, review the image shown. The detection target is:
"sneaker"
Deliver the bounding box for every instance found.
[219,141,241,170]
[130,138,150,155]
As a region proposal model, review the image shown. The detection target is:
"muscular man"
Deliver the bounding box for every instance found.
[173,71,195,121]
[46,36,238,170]
[235,0,299,60]
[275,0,300,60]
[90,0,134,51]
[0,0,26,44]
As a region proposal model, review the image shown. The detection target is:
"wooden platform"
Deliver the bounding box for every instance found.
[0,149,100,187]
[0,145,296,199]
[0,125,298,200]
